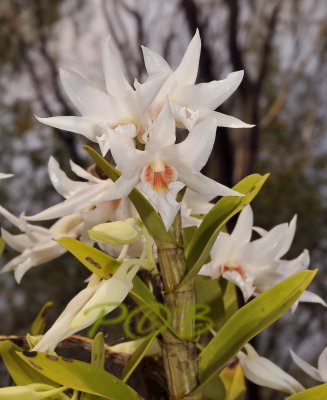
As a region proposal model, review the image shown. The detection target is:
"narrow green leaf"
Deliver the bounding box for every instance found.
[57,237,120,279]
[129,277,174,337]
[91,332,105,370]
[122,331,160,383]
[179,173,269,288]
[83,145,176,248]
[195,270,317,393]
[30,301,54,336]
[0,236,5,257]
[286,384,327,400]
[17,352,142,400]
[0,341,55,386]
[194,276,224,331]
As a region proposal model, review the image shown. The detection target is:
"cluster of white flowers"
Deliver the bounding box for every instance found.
[0,31,325,395]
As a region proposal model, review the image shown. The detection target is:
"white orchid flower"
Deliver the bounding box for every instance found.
[0,172,14,179]
[100,104,242,229]
[27,157,121,222]
[141,29,253,131]
[199,205,324,304]
[290,347,327,382]
[35,37,166,156]
[0,206,82,283]
[33,264,138,352]
[238,344,304,394]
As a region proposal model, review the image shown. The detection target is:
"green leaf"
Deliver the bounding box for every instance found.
[0,341,56,386]
[83,145,175,248]
[30,301,54,336]
[122,331,160,383]
[286,384,327,400]
[179,173,269,288]
[17,352,142,400]
[129,277,175,337]
[219,362,246,400]
[57,237,120,279]
[0,236,5,257]
[194,276,224,331]
[195,270,317,393]
[91,333,105,370]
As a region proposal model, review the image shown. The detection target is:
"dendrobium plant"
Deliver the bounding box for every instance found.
[0,30,325,400]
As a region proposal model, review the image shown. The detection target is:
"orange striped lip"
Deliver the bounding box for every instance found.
[223,265,245,277]
[141,162,176,192]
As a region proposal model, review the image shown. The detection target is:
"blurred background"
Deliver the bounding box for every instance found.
[0,0,327,398]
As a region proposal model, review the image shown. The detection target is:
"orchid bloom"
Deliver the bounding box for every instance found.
[27,157,121,222]
[290,347,327,382]
[199,205,324,304]
[0,206,82,283]
[141,30,253,131]
[238,344,304,394]
[33,264,138,352]
[102,104,242,229]
[35,37,165,156]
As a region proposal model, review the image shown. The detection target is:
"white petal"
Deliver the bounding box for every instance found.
[1,229,34,252]
[183,189,214,215]
[174,29,201,86]
[35,115,98,141]
[252,226,268,237]
[109,131,144,179]
[290,349,324,382]
[170,118,217,171]
[239,346,304,394]
[244,224,288,266]
[33,277,100,352]
[223,270,255,302]
[139,180,184,230]
[179,70,244,110]
[69,160,100,183]
[141,46,171,75]
[0,205,24,229]
[0,172,13,179]
[48,157,92,199]
[298,290,327,307]
[177,165,242,198]
[277,250,310,278]
[231,206,253,245]
[27,182,109,221]
[274,215,297,259]
[103,36,131,97]
[318,348,327,381]
[170,101,200,130]
[70,264,138,328]
[60,68,125,119]
[150,103,176,147]
[94,176,139,203]
[198,232,234,279]
[205,110,254,128]
[135,73,169,114]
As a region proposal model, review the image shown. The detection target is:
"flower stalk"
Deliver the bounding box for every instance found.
[158,211,202,399]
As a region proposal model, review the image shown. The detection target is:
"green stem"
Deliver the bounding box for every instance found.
[158,212,202,400]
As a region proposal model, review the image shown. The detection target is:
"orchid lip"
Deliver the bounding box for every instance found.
[141,161,177,192]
